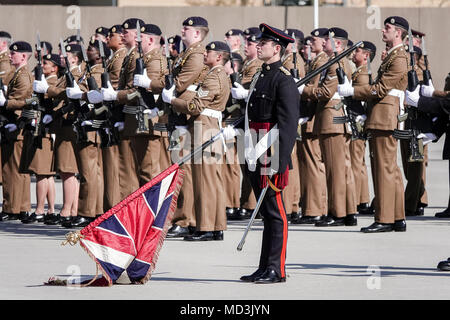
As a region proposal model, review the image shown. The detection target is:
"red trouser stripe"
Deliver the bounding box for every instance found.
[275,190,288,278]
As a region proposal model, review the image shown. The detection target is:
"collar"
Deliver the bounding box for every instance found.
[46,74,57,80]
[386,42,404,56]
[127,46,136,56]
[261,60,281,73]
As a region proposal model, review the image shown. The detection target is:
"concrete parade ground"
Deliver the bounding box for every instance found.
[0,137,449,303]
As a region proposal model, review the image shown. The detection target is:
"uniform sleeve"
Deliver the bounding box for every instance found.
[147,56,166,94]
[174,52,204,93]
[302,64,337,101]
[6,72,32,110]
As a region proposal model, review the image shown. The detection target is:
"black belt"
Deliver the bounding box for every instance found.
[153,123,168,132]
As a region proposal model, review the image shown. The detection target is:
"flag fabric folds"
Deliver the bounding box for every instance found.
[78,163,183,286]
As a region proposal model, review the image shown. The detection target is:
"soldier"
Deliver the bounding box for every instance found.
[21,53,62,223]
[163,40,231,241]
[94,26,110,43]
[227,24,299,283]
[165,16,210,238]
[349,41,376,215]
[299,27,358,227]
[228,26,263,220]
[101,18,143,202]
[224,28,244,58]
[339,16,409,233]
[0,41,33,221]
[33,44,82,226]
[129,23,167,185]
[167,35,182,61]
[292,28,328,225]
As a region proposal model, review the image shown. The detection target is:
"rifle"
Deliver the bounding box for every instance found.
[328,33,365,140]
[290,33,299,79]
[421,36,432,86]
[0,78,8,144]
[125,21,156,135]
[392,27,424,162]
[223,39,242,118]
[98,40,120,148]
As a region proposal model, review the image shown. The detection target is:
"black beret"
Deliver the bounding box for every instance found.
[206,41,230,53]
[259,23,294,47]
[168,35,182,52]
[384,16,409,31]
[10,41,32,53]
[304,36,313,45]
[122,18,145,30]
[310,28,329,38]
[413,45,422,56]
[182,16,208,27]
[65,43,82,53]
[65,35,83,44]
[109,24,124,34]
[347,39,354,47]
[140,24,162,36]
[328,27,348,40]
[243,27,260,42]
[411,29,425,37]
[43,53,63,68]
[95,27,110,37]
[88,39,111,57]
[284,28,304,42]
[361,41,376,53]
[231,52,243,64]
[225,29,243,37]
[0,31,11,39]
[40,41,52,53]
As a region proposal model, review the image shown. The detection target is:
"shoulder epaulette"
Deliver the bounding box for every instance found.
[279,66,291,76]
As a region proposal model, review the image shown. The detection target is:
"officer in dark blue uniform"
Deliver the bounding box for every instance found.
[230,23,299,283]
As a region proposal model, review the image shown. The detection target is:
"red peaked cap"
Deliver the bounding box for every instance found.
[258,23,294,47]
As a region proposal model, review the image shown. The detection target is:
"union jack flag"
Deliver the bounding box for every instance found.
[78,163,183,286]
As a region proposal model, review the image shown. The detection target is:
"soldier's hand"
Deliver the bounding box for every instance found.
[421,80,435,98]
[355,114,367,125]
[222,125,239,140]
[4,123,17,132]
[87,90,103,104]
[417,132,437,145]
[143,107,159,119]
[0,90,5,106]
[81,120,93,127]
[337,76,354,97]
[114,121,124,132]
[298,117,309,125]
[405,85,420,107]
[297,83,305,95]
[33,75,49,94]
[231,82,248,100]
[42,114,53,124]
[162,85,176,104]
[66,82,84,100]
[102,81,118,101]
[133,69,152,89]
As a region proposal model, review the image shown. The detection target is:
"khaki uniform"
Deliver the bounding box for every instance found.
[171,41,208,229]
[350,64,370,206]
[19,74,57,176]
[1,65,32,215]
[298,51,328,216]
[303,57,357,217]
[172,64,230,232]
[353,43,408,223]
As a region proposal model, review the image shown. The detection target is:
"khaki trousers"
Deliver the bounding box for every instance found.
[222,138,240,209]
[102,144,121,211]
[350,139,370,205]
[130,134,161,186]
[118,136,139,200]
[282,143,301,214]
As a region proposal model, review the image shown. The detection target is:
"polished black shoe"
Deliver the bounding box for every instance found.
[0,212,10,221]
[289,211,301,223]
[7,213,21,221]
[291,215,322,224]
[238,208,253,220]
[19,211,31,221]
[358,203,374,215]
[58,216,72,226]
[435,208,450,218]
[213,230,224,241]
[357,203,369,211]
[240,268,265,282]
[415,207,425,216]
[225,207,235,219]
[254,268,286,284]
[360,222,394,233]
[62,216,93,228]
[393,219,406,232]
[166,225,193,238]
[315,215,345,227]
[44,214,61,225]
[437,258,450,271]
[183,231,214,241]
[21,212,45,224]
[344,214,358,226]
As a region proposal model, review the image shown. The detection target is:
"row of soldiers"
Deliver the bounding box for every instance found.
[0,15,443,239]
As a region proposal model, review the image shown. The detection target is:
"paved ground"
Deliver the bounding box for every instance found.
[0,138,449,302]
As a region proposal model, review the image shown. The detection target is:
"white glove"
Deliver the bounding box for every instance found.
[133,70,152,89]
[222,125,239,140]
[405,85,420,107]
[337,76,354,97]
[143,107,159,119]
[114,121,124,132]
[81,120,93,127]
[297,83,305,95]
[87,90,103,104]
[5,123,17,132]
[355,114,367,125]
[101,81,118,101]
[298,117,309,125]
[42,114,53,124]
[421,80,435,98]
[2,85,6,94]
[231,82,249,100]
[417,132,437,146]
[162,85,176,104]
[33,75,49,94]
[0,90,5,106]
[66,82,84,100]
